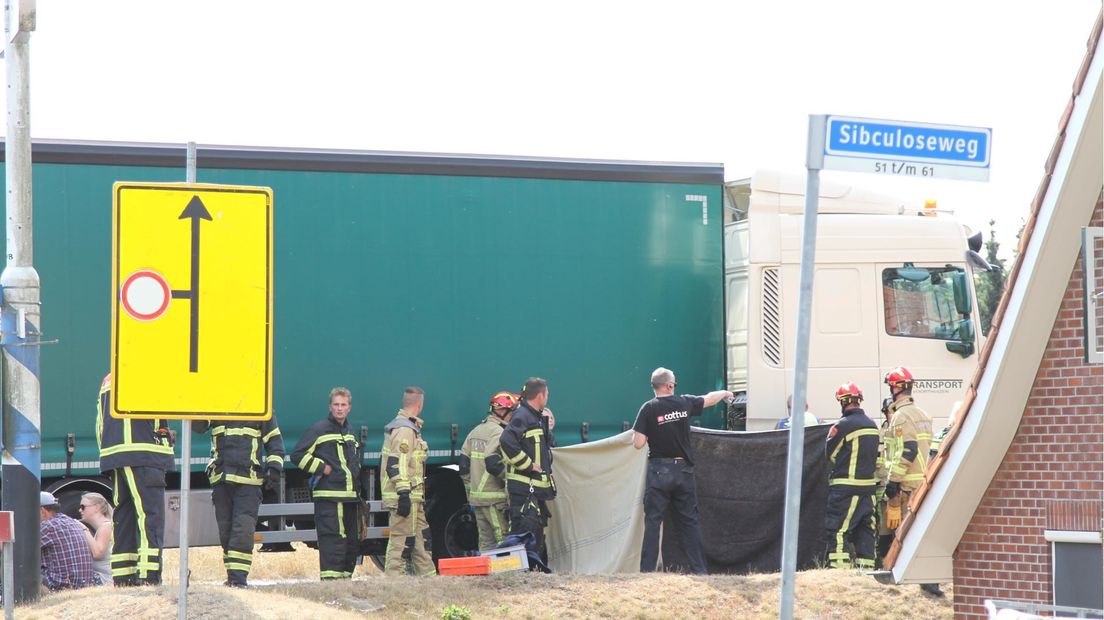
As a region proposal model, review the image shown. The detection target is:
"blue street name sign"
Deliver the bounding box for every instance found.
[822,115,991,182]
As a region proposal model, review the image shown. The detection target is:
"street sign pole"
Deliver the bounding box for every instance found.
[776,113,990,616]
[111,163,272,616]
[177,141,197,620]
[0,0,39,604]
[779,114,825,620]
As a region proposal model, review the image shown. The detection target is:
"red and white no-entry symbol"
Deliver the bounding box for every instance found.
[121,270,171,321]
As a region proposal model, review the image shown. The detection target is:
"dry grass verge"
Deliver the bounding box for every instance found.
[268,570,952,619]
[160,542,381,583]
[15,548,953,620]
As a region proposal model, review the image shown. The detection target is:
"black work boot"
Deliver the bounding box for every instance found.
[920,583,945,597]
[225,568,249,588]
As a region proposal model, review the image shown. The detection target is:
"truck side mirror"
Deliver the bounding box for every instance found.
[945,322,975,358]
[945,270,975,358]
[951,270,972,315]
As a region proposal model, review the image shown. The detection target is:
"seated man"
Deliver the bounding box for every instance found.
[775,395,822,429]
[40,491,97,592]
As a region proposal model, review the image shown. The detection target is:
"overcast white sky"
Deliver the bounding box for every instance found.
[7,1,1101,255]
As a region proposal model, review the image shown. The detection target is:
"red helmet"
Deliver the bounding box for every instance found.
[835,382,864,405]
[488,391,520,416]
[884,367,914,389]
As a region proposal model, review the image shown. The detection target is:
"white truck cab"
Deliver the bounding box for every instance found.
[725,171,985,431]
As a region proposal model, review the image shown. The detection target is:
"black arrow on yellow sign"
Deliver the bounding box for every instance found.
[170,195,212,373]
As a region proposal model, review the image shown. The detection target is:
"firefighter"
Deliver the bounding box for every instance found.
[290,387,362,580]
[380,386,436,576]
[823,382,880,570]
[501,375,556,569]
[459,391,519,550]
[95,373,175,586]
[194,415,285,587]
[500,377,556,567]
[883,366,944,596]
[882,367,932,530]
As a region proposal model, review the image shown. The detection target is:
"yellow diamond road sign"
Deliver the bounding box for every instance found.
[111,182,273,420]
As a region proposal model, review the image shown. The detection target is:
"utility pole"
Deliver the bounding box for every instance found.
[778,115,825,619]
[1,0,39,603]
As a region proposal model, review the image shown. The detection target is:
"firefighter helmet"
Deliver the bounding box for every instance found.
[884,366,915,389]
[488,391,520,416]
[835,382,864,405]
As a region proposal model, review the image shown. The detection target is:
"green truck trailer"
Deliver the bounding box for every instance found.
[0,139,727,557]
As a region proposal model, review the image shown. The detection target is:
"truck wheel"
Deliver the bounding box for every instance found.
[45,477,113,519]
[443,504,479,557]
[424,468,478,561]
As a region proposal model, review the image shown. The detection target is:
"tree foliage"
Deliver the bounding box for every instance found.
[974,219,1007,335]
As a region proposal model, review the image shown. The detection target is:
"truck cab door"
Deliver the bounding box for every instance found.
[876,262,979,426]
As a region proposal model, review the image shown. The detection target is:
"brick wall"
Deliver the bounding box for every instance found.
[884,284,940,338]
[953,199,1104,618]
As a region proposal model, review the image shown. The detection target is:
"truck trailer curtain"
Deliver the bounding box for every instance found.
[547,426,830,574]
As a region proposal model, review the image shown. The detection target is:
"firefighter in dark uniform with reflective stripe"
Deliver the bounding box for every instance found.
[290,387,361,580]
[194,415,285,587]
[823,382,880,570]
[459,391,519,550]
[500,377,556,566]
[381,386,436,576]
[96,373,175,586]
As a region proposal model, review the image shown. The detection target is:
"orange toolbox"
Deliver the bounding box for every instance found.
[438,555,491,576]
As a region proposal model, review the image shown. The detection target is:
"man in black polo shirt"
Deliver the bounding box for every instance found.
[632,367,732,574]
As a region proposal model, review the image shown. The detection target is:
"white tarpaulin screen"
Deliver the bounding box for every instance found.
[546,430,646,573]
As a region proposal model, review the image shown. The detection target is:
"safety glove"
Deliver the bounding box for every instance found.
[264,465,282,492]
[885,502,902,530]
[397,489,412,517]
[885,480,901,500]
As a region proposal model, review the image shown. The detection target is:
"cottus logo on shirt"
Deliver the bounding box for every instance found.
[656,411,689,425]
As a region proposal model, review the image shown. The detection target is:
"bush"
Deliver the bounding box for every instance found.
[441,603,472,620]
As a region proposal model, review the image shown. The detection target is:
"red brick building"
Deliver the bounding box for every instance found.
[951,200,1102,617]
[885,12,1103,619]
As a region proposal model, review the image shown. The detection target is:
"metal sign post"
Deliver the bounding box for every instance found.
[110,142,272,618]
[779,114,825,620]
[0,0,39,604]
[177,141,196,620]
[778,113,991,617]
